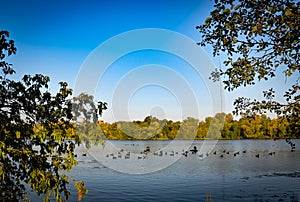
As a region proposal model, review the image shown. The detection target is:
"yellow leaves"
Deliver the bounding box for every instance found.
[279,5,284,11]
[252,24,263,35]
[225,22,230,28]
[232,37,237,43]
[74,181,88,201]
[285,9,293,16]
[205,17,211,25]
[232,78,238,85]
[234,4,241,10]
[64,153,78,172]
[267,6,276,14]
[223,38,229,45]
[0,142,6,159]
[32,124,47,141]
[16,131,20,139]
[285,70,292,77]
[223,8,230,14]
[211,10,219,17]
[6,147,13,152]
[0,165,4,180]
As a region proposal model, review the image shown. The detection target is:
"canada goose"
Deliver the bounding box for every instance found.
[269,152,275,155]
[190,146,198,154]
[182,151,188,157]
[144,146,150,153]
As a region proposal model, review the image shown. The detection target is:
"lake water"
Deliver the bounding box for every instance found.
[32,140,300,201]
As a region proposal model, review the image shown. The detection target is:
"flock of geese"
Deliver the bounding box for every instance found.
[74,139,296,160]
[73,144,294,160]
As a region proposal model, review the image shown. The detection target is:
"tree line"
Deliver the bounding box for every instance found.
[95,113,295,141]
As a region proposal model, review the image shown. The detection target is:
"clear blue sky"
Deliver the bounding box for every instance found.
[1,0,294,122]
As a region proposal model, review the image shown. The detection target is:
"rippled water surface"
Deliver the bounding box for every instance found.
[32,140,300,201]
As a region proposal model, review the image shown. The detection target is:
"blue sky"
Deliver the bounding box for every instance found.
[1,0,294,122]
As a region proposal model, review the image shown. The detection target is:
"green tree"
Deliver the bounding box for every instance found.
[260,114,271,138]
[167,120,181,139]
[229,120,241,139]
[239,114,263,139]
[72,93,107,149]
[0,31,80,201]
[277,117,290,138]
[117,116,165,140]
[221,113,234,139]
[72,93,107,124]
[202,116,213,139]
[197,0,300,137]
[177,117,199,140]
[196,121,207,139]
[206,113,225,139]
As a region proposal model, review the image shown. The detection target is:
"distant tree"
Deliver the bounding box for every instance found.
[229,120,241,139]
[197,0,300,137]
[206,113,225,139]
[177,117,199,139]
[196,121,205,139]
[165,120,181,140]
[260,114,271,138]
[0,31,81,201]
[72,93,107,149]
[239,114,263,138]
[221,113,234,139]
[72,93,107,124]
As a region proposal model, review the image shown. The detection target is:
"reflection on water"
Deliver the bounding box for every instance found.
[32,140,300,201]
